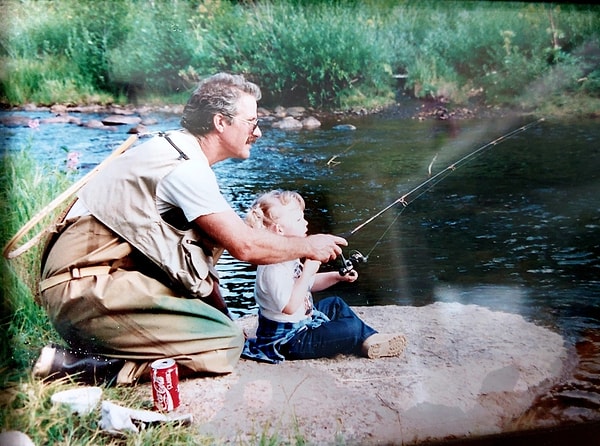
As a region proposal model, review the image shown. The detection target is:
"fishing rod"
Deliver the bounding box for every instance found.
[337,117,545,275]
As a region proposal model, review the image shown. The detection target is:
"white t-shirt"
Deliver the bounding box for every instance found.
[255,259,315,323]
[68,131,232,220]
[157,154,231,220]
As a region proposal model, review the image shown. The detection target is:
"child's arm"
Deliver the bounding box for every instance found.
[282,260,321,315]
[311,269,358,292]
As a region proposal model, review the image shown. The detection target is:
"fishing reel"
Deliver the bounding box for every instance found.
[339,249,368,276]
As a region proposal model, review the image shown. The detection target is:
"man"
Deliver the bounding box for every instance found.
[33,73,346,385]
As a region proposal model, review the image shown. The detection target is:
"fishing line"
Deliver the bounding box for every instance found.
[336,117,545,274]
[327,140,360,167]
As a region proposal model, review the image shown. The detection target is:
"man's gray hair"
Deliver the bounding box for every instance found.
[181,72,262,136]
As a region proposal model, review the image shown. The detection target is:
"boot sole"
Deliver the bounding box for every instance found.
[366,334,407,359]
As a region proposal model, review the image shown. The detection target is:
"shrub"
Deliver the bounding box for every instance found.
[190,1,397,108]
[1,0,599,108]
[0,0,127,104]
[0,56,109,105]
[62,2,131,91]
[108,1,198,96]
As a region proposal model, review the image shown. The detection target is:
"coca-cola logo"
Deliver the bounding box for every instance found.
[153,375,174,411]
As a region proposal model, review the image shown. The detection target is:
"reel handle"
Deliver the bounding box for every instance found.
[338,250,368,276]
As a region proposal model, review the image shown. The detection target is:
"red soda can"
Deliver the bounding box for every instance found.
[150,358,180,412]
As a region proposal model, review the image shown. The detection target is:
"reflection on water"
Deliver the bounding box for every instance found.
[2,110,599,430]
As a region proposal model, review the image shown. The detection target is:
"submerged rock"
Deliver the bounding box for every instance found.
[333,123,357,131]
[101,115,142,126]
[272,116,303,130]
[301,116,321,129]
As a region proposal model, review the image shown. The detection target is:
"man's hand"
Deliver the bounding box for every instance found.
[305,234,347,263]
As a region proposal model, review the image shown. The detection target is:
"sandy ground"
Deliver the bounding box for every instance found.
[142,302,570,445]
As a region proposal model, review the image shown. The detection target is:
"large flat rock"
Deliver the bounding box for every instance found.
[164,302,568,444]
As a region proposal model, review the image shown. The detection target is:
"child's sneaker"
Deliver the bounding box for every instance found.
[361,333,407,359]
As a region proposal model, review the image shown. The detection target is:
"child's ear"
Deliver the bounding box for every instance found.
[275,223,284,235]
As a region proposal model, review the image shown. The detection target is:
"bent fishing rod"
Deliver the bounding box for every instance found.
[336,117,545,275]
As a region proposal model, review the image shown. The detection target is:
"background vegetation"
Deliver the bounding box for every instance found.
[1,0,599,111]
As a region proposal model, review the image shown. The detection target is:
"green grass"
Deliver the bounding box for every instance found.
[0,375,203,445]
[1,144,66,377]
[0,142,69,379]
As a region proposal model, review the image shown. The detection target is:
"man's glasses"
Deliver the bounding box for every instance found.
[230,115,259,132]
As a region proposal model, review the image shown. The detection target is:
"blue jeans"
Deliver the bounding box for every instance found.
[283,296,377,359]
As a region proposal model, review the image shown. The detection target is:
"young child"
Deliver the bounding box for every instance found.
[242,190,407,364]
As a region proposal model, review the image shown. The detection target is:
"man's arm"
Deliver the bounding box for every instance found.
[195,210,346,264]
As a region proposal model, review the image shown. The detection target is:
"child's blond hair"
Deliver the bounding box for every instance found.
[245,190,305,229]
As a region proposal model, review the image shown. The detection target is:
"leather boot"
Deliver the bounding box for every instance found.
[32,345,124,386]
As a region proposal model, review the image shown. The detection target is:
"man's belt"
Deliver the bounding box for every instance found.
[39,266,113,292]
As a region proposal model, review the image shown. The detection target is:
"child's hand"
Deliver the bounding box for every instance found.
[342,269,358,282]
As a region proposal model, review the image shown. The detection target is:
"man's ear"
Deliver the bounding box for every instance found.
[213,113,228,133]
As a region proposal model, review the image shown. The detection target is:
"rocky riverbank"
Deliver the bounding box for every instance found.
[0,98,518,136]
[131,302,571,445]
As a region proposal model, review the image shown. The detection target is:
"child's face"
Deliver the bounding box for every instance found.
[272,202,308,237]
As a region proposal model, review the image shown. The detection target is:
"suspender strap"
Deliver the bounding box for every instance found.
[159,132,189,160]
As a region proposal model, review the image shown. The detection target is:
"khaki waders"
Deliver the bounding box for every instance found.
[39,215,244,385]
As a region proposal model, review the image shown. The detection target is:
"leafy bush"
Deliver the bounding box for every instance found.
[108,1,198,96]
[0,56,109,105]
[0,0,129,104]
[189,1,396,107]
[1,0,599,108]
[62,2,130,91]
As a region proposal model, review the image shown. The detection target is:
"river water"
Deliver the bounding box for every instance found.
[2,108,599,432]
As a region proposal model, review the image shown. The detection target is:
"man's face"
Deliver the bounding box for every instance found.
[223,93,262,159]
